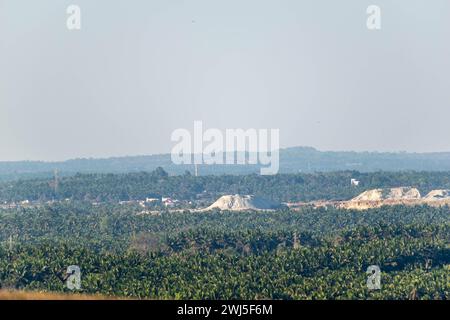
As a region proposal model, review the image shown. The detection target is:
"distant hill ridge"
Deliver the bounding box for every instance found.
[2,146,450,180]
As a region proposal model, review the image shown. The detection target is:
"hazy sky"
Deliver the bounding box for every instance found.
[1,0,449,161]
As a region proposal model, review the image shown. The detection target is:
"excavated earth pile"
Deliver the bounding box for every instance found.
[202,194,283,211]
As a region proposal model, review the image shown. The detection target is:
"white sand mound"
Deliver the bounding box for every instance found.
[204,194,282,211]
[351,189,384,201]
[424,189,450,200]
[351,187,421,202]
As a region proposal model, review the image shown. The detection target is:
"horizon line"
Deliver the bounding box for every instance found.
[1,146,450,163]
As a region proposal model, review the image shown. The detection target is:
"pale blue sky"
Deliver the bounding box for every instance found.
[0,0,449,161]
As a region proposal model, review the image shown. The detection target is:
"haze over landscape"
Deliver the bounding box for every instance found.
[0,1,449,302]
[1,0,450,161]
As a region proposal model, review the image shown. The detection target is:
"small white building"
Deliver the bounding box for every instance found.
[351,179,360,187]
[162,197,179,207]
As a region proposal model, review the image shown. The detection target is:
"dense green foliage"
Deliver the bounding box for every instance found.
[0,202,449,244]
[1,170,449,299]
[0,202,448,299]
[2,169,450,203]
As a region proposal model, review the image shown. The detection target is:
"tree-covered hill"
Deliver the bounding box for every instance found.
[1,169,450,203]
[2,147,450,181]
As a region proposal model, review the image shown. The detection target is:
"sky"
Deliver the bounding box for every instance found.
[0,0,449,161]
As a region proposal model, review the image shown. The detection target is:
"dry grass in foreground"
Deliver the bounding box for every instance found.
[0,290,125,300]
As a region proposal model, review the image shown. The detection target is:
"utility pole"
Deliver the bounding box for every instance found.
[293,232,300,250]
[8,235,13,251]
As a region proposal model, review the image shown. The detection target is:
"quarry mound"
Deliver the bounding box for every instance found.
[336,187,450,210]
[204,194,282,211]
[351,187,421,202]
[424,189,450,200]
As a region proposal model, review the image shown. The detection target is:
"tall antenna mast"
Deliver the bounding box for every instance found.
[195,164,199,177]
[54,169,59,195]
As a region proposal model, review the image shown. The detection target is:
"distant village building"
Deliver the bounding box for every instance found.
[351,179,360,187]
[162,197,177,207]
[119,200,134,205]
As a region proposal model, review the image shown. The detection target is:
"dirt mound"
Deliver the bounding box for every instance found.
[204,195,282,211]
[424,189,450,200]
[351,187,421,202]
[335,187,450,210]
[351,189,384,201]
[295,187,449,211]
